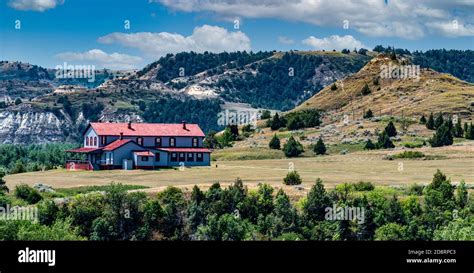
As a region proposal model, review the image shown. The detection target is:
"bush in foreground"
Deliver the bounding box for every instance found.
[283,171,302,185]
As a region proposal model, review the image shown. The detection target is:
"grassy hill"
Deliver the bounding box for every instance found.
[294,54,474,118]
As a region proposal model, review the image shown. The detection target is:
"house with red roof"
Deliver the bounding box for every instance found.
[66,121,211,170]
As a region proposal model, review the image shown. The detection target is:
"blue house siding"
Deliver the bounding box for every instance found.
[166,152,211,167]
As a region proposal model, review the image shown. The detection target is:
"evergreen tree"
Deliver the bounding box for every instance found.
[269,134,281,150]
[434,113,444,129]
[424,170,455,212]
[330,83,338,90]
[361,83,371,95]
[303,179,331,222]
[453,117,463,137]
[377,131,395,149]
[363,109,374,119]
[419,115,426,124]
[455,181,468,209]
[426,113,435,130]
[283,171,302,185]
[384,121,397,137]
[270,113,284,131]
[465,123,474,140]
[386,195,405,224]
[429,122,453,147]
[313,138,327,155]
[364,139,376,150]
[260,110,271,119]
[0,170,8,194]
[283,136,304,157]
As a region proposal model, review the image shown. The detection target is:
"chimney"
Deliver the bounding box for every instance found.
[182,120,187,130]
[128,121,132,130]
[120,132,123,140]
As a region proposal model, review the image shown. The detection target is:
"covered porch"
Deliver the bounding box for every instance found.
[65,147,103,171]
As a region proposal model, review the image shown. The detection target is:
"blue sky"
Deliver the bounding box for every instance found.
[1,0,473,69]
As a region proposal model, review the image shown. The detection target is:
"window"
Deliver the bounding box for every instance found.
[101,136,106,145]
[86,137,89,146]
[137,137,143,146]
[197,153,203,162]
[170,152,178,162]
[89,137,93,146]
[169,137,176,147]
[179,153,186,162]
[93,137,97,146]
[192,137,198,147]
[155,153,160,162]
[155,137,162,147]
[187,153,194,162]
[142,156,149,162]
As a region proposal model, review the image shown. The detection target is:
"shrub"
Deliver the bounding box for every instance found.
[14,184,42,204]
[283,136,304,157]
[330,83,337,90]
[419,115,426,124]
[361,83,371,95]
[384,121,397,137]
[269,134,281,150]
[426,113,435,130]
[260,110,271,119]
[364,139,376,150]
[283,171,302,185]
[408,184,424,196]
[363,109,374,119]
[393,151,425,159]
[377,131,395,149]
[353,181,375,191]
[313,138,326,155]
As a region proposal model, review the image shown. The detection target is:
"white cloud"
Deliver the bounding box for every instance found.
[154,0,474,39]
[8,0,64,11]
[302,35,367,51]
[98,25,251,58]
[426,21,474,37]
[55,49,142,69]
[278,36,295,45]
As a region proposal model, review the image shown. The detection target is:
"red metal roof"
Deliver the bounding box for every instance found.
[102,139,133,151]
[66,147,102,153]
[89,122,205,137]
[158,148,212,153]
[134,151,155,156]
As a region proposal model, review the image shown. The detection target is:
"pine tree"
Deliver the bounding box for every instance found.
[434,113,444,129]
[453,117,463,138]
[455,181,468,209]
[313,138,327,155]
[419,115,426,124]
[270,113,283,130]
[465,123,474,140]
[269,134,281,150]
[283,171,302,185]
[0,170,9,194]
[377,131,395,149]
[361,83,371,95]
[363,109,374,119]
[283,136,304,157]
[429,122,453,147]
[364,139,376,150]
[384,121,397,137]
[426,113,435,130]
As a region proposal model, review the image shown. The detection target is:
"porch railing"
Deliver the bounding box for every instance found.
[66,160,94,171]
